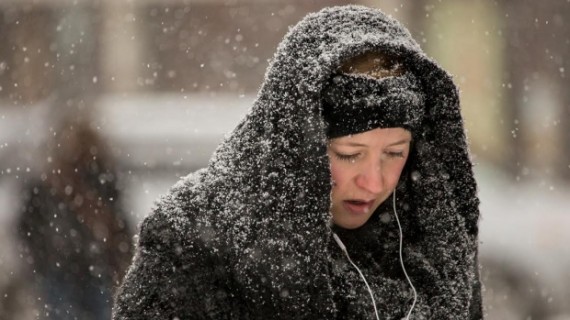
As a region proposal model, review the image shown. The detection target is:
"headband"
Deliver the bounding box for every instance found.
[322,72,424,138]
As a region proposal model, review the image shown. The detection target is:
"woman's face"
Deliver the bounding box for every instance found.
[327,127,411,229]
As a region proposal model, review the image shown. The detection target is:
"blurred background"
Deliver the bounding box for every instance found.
[0,0,569,319]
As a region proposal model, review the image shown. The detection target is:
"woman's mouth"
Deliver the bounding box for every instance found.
[342,199,374,215]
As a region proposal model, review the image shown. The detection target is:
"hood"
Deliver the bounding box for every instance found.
[158,5,480,318]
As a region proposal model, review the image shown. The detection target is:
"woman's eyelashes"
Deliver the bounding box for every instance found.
[334,152,360,162]
[333,150,405,162]
[385,151,405,158]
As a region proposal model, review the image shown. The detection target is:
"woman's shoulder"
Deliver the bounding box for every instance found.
[147,168,208,226]
[137,168,224,256]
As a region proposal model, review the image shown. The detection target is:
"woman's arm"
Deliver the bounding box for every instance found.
[112,210,238,320]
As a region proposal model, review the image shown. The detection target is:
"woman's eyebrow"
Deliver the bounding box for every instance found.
[333,141,367,147]
[387,139,411,147]
[332,139,410,147]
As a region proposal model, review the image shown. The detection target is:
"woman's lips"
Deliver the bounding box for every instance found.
[342,199,374,215]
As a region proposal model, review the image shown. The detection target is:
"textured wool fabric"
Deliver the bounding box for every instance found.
[114,5,482,320]
[322,72,424,138]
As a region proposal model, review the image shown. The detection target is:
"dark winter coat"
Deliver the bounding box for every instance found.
[114,5,482,319]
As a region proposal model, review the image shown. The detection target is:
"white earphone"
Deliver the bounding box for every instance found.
[392,188,418,320]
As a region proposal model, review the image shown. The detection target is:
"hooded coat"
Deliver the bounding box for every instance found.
[113,5,482,320]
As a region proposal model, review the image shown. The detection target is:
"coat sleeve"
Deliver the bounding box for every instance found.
[112,210,238,319]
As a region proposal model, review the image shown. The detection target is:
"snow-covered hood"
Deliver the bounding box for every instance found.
[154,5,480,318]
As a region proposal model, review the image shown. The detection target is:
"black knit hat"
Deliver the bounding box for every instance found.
[322,72,425,138]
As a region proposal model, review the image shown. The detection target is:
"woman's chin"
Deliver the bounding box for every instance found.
[332,215,367,230]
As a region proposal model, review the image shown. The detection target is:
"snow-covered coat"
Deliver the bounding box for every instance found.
[113,5,482,319]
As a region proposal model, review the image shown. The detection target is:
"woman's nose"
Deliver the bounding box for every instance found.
[354,164,383,195]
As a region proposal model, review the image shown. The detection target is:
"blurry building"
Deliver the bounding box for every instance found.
[2,0,568,180]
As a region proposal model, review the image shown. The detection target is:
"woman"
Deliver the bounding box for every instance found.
[114,5,482,319]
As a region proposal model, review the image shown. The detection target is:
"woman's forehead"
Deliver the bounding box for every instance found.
[330,127,411,144]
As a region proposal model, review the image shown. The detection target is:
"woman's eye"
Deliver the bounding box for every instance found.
[335,153,359,162]
[386,151,405,158]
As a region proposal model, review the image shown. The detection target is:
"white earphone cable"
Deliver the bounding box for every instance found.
[392,189,417,320]
[332,233,380,320]
[330,189,418,320]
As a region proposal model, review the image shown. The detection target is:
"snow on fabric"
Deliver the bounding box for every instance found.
[113,5,481,319]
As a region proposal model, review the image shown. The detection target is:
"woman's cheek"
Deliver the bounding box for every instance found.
[330,164,341,187]
[390,161,407,182]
